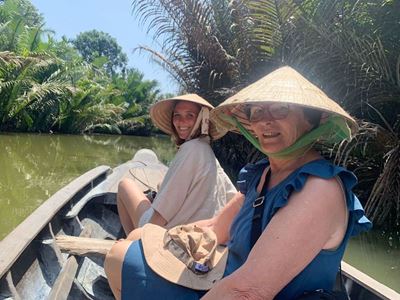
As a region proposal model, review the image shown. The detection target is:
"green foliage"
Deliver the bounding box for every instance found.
[132,0,239,95]
[112,68,160,117]
[118,115,155,136]
[0,0,162,136]
[72,30,128,77]
[0,51,73,131]
[0,0,43,27]
[53,75,126,134]
[130,0,290,101]
[0,0,49,53]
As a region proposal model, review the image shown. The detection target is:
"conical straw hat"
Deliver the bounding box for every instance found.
[150,94,227,140]
[211,66,358,136]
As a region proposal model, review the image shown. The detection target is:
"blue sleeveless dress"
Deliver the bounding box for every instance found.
[224,158,372,299]
[121,158,371,299]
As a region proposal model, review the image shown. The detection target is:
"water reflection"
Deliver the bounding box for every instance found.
[0,133,175,240]
[344,230,400,292]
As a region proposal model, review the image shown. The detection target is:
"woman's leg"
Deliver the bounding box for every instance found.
[117,178,152,234]
[104,240,132,300]
[105,239,204,300]
[126,228,142,241]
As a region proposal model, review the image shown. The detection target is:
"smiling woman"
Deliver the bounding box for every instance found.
[172,101,201,141]
[248,104,313,154]
[115,93,236,238]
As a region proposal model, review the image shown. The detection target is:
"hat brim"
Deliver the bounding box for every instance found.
[211,66,358,136]
[127,166,166,192]
[150,94,227,140]
[212,101,358,136]
[141,223,228,290]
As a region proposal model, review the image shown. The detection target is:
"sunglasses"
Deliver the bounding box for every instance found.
[246,103,290,122]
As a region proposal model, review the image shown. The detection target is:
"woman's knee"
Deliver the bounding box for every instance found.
[126,228,142,241]
[118,178,134,195]
[104,240,132,279]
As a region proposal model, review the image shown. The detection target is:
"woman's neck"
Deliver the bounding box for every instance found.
[268,149,321,176]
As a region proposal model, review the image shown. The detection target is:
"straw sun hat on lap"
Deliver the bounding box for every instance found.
[141,223,228,290]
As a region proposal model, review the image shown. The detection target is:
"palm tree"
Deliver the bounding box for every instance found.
[54,79,125,134]
[0,51,74,131]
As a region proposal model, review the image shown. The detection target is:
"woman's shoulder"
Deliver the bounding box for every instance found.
[179,136,212,151]
[293,159,372,236]
[294,159,357,188]
[279,159,358,198]
[263,159,355,206]
[173,137,214,165]
[273,159,371,235]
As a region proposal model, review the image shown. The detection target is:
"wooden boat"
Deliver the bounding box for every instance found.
[0,149,398,300]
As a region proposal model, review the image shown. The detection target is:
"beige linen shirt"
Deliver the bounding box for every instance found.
[152,137,236,229]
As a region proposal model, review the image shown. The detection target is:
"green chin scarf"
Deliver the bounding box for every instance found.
[223,114,352,159]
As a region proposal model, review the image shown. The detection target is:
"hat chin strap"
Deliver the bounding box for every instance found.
[227,115,352,159]
[186,107,210,141]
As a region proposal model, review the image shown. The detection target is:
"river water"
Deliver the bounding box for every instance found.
[0,133,399,292]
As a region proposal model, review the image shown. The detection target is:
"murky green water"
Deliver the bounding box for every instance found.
[0,133,399,292]
[0,133,176,240]
[344,230,400,292]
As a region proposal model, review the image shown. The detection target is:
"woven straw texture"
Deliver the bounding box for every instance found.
[211,66,357,135]
[150,93,226,140]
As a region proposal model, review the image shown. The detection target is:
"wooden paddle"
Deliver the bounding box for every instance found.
[56,235,116,256]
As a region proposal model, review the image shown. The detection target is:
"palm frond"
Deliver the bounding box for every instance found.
[280,2,400,130]
[0,51,24,67]
[366,143,400,227]
[134,45,191,89]
[132,0,239,90]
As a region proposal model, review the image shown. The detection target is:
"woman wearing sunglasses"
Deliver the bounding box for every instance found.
[105,66,371,300]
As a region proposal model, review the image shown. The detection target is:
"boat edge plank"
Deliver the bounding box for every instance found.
[0,165,111,279]
[342,261,400,299]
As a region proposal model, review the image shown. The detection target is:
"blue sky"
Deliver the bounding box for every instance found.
[30,0,178,94]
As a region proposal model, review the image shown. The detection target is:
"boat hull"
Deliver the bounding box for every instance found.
[0,149,398,299]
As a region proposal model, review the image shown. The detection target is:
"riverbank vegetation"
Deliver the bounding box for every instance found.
[0,0,166,135]
[1,0,399,229]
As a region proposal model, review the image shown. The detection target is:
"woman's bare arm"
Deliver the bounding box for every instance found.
[202,176,347,299]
